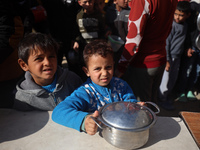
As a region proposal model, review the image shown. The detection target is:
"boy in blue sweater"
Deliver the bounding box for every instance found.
[52,40,145,135]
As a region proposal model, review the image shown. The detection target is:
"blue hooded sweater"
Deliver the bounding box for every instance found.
[52,77,137,131]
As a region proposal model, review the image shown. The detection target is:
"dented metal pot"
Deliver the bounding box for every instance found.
[91,101,160,149]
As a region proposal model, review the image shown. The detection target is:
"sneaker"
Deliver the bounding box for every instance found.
[187,91,196,101]
[178,93,188,102]
[158,101,175,111]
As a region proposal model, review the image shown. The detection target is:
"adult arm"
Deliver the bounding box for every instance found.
[117,0,150,74]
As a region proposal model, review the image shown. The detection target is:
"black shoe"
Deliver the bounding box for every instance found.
[158,101,175,111]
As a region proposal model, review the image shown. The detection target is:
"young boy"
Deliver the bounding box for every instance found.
[105,0,130,42]
[158,1,191,110]
[105,0,129,68]
[52,40,145,135]
[73,0,106,51]
[95,0,106,14]
[72,0,108,81]
[14,33,82,111]
[176,1,200,102]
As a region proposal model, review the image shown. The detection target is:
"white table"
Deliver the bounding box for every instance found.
[0,109,199,150]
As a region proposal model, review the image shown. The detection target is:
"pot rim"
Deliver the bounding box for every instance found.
[97,101,157,131]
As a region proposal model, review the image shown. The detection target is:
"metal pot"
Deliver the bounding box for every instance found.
[91,101,160,150]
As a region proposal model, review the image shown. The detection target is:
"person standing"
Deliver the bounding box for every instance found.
[158,1,191,110]
[115,0,178,103]
[176,1,200,101]
[0,0,24,108]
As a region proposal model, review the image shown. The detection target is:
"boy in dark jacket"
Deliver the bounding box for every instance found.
[14,33,82,111]
[158,1,191,110]
[176,1,200,101]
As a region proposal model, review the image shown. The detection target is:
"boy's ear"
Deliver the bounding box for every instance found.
[18,59,29,71]
[113,0,117,4]
[82,66,90,77]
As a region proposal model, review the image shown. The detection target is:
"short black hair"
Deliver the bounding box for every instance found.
[18,32,59,64]
[83,40,113,67]
[176,1,191,14]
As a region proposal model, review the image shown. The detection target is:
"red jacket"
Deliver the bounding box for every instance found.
[118,0,178,71]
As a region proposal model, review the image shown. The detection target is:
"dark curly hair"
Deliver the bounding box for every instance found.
[83,40,114,67]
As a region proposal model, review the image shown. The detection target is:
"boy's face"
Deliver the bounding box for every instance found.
[174,9,189,24]
[95,0,105,13]
[83,54,114,87]
[18,49,57,86]
[115,0,128,10]
[78,0,94,13]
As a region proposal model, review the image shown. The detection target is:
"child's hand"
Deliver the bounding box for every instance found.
[85,110,99,135]
[137,102,146,106]
[187,48,195,57]
[105,30,112,39]
[165,61,170,72]
[73,41,79,53]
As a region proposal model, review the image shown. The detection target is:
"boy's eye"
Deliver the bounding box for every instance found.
[106,66,112,70]
[94,67,101,71]
[34,57,43,61]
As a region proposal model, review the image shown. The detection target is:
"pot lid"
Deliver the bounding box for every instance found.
[99,102,155,130]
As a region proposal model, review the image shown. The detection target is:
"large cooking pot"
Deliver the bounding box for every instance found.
[91,101,160,150]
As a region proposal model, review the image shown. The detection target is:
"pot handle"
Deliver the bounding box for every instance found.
[145,102,160,114]
[90,116,103,129]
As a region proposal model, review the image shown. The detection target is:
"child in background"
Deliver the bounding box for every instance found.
[105,0,129,68]
[72,0,108,81]
[95,0,106,15]
[52,40,145,135]
[176,1,200,102]
[73,0,107,51]
[105,0,130,42]
[158,1,191,110]
[14,33,82,111]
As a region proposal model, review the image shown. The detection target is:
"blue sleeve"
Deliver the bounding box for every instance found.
[121,79,138,102]
[52,87,91,132]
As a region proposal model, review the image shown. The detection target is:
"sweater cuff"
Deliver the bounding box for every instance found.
[81,115,88,132]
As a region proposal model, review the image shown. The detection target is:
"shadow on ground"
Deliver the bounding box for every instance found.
[0,110,49,143]
[158,98,200,117]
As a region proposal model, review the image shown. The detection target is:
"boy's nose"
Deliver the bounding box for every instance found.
[44,57,51,65]
[102,70,108,76]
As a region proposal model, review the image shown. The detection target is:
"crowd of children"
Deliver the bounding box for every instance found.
[0,0,200,135]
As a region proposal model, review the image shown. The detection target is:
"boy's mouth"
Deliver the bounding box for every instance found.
[43,68,53,73]
[101,77,109,82]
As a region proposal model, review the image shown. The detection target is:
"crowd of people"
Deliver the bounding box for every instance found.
[0,0,200,135]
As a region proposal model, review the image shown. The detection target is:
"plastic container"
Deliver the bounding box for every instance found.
[108,35,124,52]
